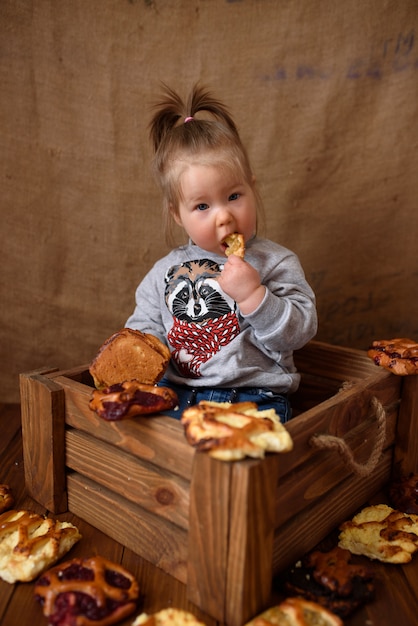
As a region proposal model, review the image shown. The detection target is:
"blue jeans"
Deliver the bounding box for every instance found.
[157,377,292,423]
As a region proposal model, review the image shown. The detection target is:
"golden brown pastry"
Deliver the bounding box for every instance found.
[132,608,205,625]
[181,400,293,461]
[338,503,418,563]
[389,473,418,515]
[367,338,418,375]
[89,380,178,420]
[223,232,245,258]
[0,510,81,583]
[245,597,343,626]
[89,328,171,389]
[35,556,139,626]
[0,485,14,514]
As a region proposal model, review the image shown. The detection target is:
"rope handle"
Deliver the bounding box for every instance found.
[309,396,386,477]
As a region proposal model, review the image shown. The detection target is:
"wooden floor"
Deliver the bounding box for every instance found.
[1,402,418,626]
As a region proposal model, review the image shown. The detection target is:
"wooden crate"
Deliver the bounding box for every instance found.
[19,341,418,626]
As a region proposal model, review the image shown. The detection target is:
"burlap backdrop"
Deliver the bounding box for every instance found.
[1,0,417,402]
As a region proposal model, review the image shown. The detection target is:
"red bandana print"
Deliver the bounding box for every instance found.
[168,312,240,378]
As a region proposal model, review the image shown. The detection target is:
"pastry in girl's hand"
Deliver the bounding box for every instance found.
[223,232,245,258]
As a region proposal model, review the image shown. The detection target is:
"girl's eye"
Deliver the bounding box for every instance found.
[196,203,209,211]
[229,192,240,201]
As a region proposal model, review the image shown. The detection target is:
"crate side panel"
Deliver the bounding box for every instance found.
[272,448,392,574]
[275,401,398,526]
[54,375,194,479]
[279,371,400,479]
[67,472,188,584]
[66,428,190,529]
[393,375,418,476]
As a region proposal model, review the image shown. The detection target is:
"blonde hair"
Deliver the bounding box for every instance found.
[149,84,263,244]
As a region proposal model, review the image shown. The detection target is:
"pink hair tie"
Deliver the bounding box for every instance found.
[184,116,194,123]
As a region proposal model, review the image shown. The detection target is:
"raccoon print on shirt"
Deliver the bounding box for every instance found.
[164,259,240,377]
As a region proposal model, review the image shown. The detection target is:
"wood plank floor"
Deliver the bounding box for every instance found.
[1,403,418,626]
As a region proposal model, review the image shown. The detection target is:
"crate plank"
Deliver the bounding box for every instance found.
[67,472,188,584]
[393,375,418,475]
[187,453,232,623]
[293,340,377,380]
[19,370,67,513]
[54,375,194,480]
[65,428,190,529]
[225,457,280,626]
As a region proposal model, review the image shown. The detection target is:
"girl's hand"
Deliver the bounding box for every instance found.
[219,255,266,314]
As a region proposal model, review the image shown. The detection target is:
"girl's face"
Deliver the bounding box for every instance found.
[173,163,257,256]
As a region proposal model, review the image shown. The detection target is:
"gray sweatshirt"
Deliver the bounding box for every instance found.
[126,236,317,394]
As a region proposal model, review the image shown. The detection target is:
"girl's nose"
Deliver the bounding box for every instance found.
[216,205,234,226]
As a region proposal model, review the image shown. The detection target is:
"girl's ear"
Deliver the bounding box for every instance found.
[170,204,183,226]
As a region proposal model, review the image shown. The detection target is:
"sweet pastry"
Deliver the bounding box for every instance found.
[35,555,139,626]
[0,510,81,583]
[89,328,171,389]
[89,380,178,420]
[223,232,245,258]
[367,338,418,375]
[132,608,205,625]
[180,400,293,461]
[284,546,375,618]
[389,473,418,515]
[244,597,343,626]
[0,484,14,514]
[338,503,418,563]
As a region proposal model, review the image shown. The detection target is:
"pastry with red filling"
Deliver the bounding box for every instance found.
[34,556,139,626]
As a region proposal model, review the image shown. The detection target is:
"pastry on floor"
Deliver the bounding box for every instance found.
[339,503,418,563]
[35,555,139,626]
[0,509,81,583]
[283,546,375,618]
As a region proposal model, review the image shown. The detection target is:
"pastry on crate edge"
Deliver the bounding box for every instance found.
[89,380,178,420]
[180,400,293,461]
[367,337,418,375]
[89,328,171,389]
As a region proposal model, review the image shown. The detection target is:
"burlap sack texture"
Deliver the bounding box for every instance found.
[1,0,417,402]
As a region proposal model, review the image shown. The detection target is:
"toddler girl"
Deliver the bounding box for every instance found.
[126,84,317,421]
